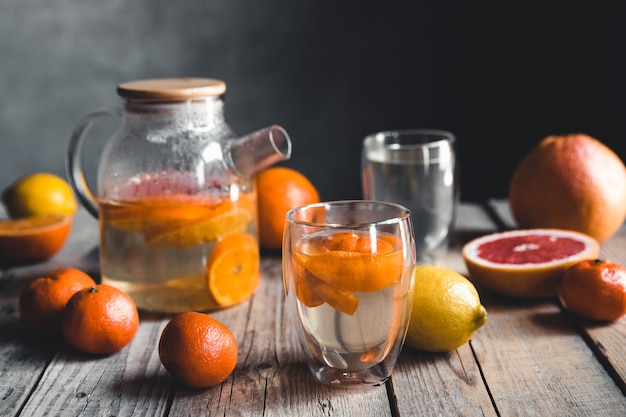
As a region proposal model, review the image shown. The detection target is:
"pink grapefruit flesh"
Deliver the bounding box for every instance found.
[462,229,600,298]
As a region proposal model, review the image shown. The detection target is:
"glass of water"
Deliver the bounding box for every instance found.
[361,129,458,262]
[283,201,416,387]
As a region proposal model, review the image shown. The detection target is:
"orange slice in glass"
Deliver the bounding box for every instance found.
[304,270,359,315]
[302,232,404,292]
[292,256,325,308]
[207,233,260,307]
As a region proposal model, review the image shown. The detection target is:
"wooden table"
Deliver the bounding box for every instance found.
[1,201,625,416]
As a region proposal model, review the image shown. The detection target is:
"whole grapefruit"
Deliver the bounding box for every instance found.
[509,133,626,242]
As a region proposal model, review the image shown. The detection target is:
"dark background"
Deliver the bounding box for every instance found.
[1,1,624,203]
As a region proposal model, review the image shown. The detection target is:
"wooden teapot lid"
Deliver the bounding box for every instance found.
[117,78,227,101]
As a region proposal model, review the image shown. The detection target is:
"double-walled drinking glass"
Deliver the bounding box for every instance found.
[362,129,458,262]
[283,201,416,387]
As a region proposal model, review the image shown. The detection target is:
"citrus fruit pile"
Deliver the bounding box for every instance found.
[292,231,404,315]
[19,267,239,387]
[19,267,139,355]
[509,133,626,242]
[405,265,487,352]
[1,173,77,261]
[462,229,600,298]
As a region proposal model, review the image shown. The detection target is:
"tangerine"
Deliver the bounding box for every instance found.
[206,233,260,307]
[509,133,626,242]
[558,259,626,321]
[0,214,72,261]
[158,311,237,389]
[257,167,320,250]
[18,267,96,334]
[61,284,139,355]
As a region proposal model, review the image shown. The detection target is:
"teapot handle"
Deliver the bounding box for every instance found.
[66,107,122,219]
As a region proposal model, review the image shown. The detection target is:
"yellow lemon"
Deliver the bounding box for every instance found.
[406,265,487,352]
[2,173,78,218]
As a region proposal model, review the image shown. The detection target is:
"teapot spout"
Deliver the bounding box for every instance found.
[228,125,292,177]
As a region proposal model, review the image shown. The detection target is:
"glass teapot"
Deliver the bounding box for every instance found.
[66,78,291,313]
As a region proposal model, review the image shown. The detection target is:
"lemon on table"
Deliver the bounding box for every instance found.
[2,173,77,218]
[406,265,487,352]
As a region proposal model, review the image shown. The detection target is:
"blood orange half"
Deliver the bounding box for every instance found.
[462,229,600,298]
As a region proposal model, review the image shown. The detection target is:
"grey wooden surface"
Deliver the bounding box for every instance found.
[1,202,625,416]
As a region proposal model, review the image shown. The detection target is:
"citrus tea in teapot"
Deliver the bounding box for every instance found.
[67,78,291,313]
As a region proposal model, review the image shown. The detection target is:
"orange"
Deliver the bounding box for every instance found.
[61,284,139,355]
[0,214,72,261]
[18,267,96,334]
[462,228,600,298]
[293,231,404,315]
[257,167,320,250]
[206,233,260,307]
[509,133,626,242]
[2,172,77,218]
[158,311,237,389]
[558,259,626,321]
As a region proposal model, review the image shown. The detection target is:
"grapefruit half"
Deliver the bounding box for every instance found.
[462,229,599,298]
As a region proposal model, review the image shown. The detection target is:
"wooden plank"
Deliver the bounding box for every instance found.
[488,199,626,393]
[567,225,626,395]
[0,269,61,417]
[393,345,498,416]
[480,200,626,415]
[391,201,499,416]
[0,209,100,417]
[166,257,394,416]
[19,320,170,416]
[472,293,626,416]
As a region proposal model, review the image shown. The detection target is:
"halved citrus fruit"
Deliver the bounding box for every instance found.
[0,214,72,261]
[207,233,260,307]
[462,228,600,298]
